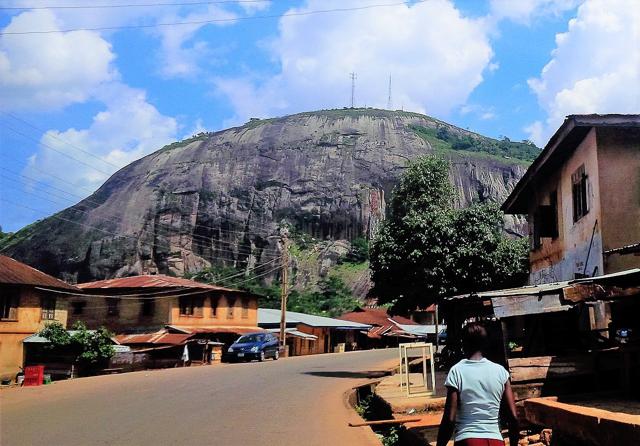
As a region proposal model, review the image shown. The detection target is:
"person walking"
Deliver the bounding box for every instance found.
[437,323,519,446]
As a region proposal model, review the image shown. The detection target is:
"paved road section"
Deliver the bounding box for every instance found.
[1,349,397,446]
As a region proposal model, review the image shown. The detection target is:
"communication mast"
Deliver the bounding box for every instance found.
[350,72,357,108]
[387,74,392,110]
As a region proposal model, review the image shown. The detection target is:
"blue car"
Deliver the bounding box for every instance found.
[226,332,279,362]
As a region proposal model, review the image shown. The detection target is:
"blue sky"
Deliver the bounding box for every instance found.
[1,0,638,232]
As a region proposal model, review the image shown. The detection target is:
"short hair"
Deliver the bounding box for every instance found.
[462,322,488,354]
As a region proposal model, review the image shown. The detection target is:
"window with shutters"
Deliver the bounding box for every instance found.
[41,296,57,320]
[227,297,236,319]
[106,298,120,317]
[211,296,219,318]
[572,165,589,222]
[241,298,249,319]
[71,301,86,315]
[0,288,20,321]
[179,296,203,317]
[140,298,155,317]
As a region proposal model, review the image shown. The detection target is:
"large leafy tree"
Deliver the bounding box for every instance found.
[39,321,116,371]
[370,156,528,313]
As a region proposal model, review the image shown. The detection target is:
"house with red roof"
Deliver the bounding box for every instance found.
[0,255,78,382]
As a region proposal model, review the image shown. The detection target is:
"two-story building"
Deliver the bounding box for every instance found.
[0,255,76,382]
[72,275,262,352]
[502,114,640,284]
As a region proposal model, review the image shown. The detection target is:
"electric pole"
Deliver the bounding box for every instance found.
[279,228,289,354]
[387,74,392,110]
[350,72,357,108]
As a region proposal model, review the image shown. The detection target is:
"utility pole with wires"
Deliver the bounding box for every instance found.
[387,74,393,110]
[279,227,290,354]
[350,72,357,108]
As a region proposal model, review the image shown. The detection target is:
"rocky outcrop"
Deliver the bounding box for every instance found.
[2,109,530,283]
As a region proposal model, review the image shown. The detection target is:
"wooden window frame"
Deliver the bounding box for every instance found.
[140,298,155,317]
[179,295,204,317]
[211,296,219,318]
[0,289,20,321]
[71,301,86,315]
[572,165,589,223]
[241,298,249,319]
[41,295,57,320]
[106,298,120,317]
[227,297,236,319]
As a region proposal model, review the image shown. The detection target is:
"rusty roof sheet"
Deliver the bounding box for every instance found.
[166,325,265,335]
[77,274,243,292]
[116,332,194,345]
[338,307,417,326]
[0,255,79,291]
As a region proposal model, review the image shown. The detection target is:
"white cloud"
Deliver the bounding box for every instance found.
[0,9,116,111]
[215,0,494,124]
[525,0,640,145]
[25,83,178,192]
[490,0,582,25]
[152,6,238,78]
[239,0,272,14]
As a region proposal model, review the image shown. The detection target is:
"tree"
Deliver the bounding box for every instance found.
[38,321,115,374]
[288,276,359,317]
[369,156,529,313]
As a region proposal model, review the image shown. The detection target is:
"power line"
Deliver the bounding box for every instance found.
[0,177,276,258]
[2,112,122,169]
[0,196,280,266]
[1,0,271,10]
[0,1,427,35]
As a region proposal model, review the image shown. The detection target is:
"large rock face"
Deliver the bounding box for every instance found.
[2,109,529,283]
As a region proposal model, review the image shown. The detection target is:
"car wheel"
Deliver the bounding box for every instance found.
[274,349,279,360]
[259,351,265,362]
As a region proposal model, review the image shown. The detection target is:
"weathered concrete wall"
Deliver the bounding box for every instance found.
[169,293,258,327]
[597,127,640,274]
[528,129,603,284]
[0,286,68,380]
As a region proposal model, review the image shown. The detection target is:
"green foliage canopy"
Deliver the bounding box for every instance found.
[38,320,116,366]
[369,156,529,313]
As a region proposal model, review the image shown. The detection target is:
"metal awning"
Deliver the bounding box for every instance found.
[266,328,318,341]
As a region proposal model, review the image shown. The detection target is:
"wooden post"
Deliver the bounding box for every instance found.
[434,303,440,351]
[279,230,289,354]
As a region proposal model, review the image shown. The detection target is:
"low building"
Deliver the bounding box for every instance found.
[0,255,77,382]
[338,307,434,348]
[258,308,370,356]
[502,114,640,284]
[73,275,263,353]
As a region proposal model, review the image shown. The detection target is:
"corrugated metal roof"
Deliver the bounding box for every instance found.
[77,274,242,292]
[266,328,318,340]
[167,325,264,335]
[116,332,194,345]
[338,307,417,326]
[258,308,371,329]
[0,255,79,291]
[23,331,128,352]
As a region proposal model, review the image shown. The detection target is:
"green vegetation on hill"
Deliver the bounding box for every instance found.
[409,124,540,164]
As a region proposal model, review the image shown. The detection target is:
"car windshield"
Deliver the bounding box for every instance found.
[236,334,263,343]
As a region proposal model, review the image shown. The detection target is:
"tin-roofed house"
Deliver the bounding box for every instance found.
[502,114,640,284]
[258,308,370,356]
[72,275,262,364]
[0,255,76,383]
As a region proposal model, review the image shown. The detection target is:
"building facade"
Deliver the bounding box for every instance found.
[502,115,640,284]
[0,255,75,381]
[72,275,260,336]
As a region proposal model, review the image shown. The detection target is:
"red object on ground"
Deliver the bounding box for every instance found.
[454,439,504,446]
[23,365,45,386]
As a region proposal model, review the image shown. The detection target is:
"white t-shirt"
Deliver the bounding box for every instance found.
[444,358,510,442]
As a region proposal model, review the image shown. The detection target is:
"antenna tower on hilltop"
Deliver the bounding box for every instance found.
[350,72,357,108]
[387,74,392,110]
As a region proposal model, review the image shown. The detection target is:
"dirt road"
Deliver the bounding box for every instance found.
[1,349,397,446]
